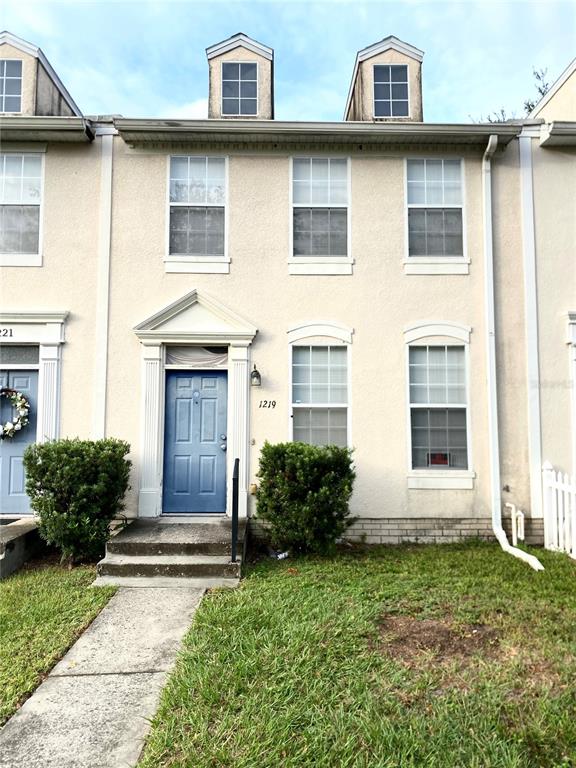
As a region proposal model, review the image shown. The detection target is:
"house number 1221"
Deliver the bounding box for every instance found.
[258,400,276,408]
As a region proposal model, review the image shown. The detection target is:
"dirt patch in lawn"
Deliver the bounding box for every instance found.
[377,615,500,665]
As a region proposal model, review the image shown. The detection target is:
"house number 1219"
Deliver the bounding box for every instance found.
[258,400,276,408]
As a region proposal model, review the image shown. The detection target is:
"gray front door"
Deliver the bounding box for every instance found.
[0,370,38,515]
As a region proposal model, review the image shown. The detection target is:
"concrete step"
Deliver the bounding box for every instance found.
[97,552,241,580]
[107,519,245,558]
[92,575,239,589]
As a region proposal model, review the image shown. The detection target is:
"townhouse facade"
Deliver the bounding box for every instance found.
[0,31,574,547]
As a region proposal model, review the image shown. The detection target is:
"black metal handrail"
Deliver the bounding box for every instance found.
[231,457,239,563]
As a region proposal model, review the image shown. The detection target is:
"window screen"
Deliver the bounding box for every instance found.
[222,62,257,116]
[409,345,468,469]
[169,157,225,257]
[407,159,463,258]
[374,64,409,117]
[0,154,42,255]
[292,159,348,258]
[0,60,22,113]
[292,345,348,448]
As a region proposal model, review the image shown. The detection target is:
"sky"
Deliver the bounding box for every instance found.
[0,0,574,123]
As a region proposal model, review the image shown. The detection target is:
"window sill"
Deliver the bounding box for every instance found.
[0,253,42,267]
[404,257,470,275]
[288,258,354,276]
[407,470,475,490]
[164,256,230,274]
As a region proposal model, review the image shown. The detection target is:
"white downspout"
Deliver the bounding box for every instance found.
[482,134,544,571]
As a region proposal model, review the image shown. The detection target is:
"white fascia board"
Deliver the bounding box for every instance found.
[529,56,576,118]
[0,30,82,116]
[206,34,273,61]
[344,35,424,119]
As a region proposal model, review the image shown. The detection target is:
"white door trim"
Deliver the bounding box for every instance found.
[134,290,257,519]
[0,311,68,443]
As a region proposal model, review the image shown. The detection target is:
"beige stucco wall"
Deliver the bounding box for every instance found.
[0,142,101,437]
[0,43,36,115]
[208,47,273,120]
[534,70,576,122]
[533,141,576,474]
[347,50,422,122]
[104,138,500,520]
[492,140,532,510]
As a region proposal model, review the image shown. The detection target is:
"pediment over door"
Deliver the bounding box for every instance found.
[133,289,258,345]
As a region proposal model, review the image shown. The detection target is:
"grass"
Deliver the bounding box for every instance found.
[140,543,576,768]
[0,560,115,724]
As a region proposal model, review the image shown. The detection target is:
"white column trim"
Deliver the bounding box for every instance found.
[37,344,61,442]
[520,132,543,518]
[0,312,67,444]
[227,344,250,518]
[92,132,114,438]
[138,343,165,518]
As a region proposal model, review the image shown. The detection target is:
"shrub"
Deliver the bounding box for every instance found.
[23,438,131,564]
[256,441,356,553]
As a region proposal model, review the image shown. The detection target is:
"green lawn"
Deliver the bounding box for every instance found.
[0,561,115,724]
[140,543,576,768]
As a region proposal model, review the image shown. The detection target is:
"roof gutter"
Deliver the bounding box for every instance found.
[482,133,544,571]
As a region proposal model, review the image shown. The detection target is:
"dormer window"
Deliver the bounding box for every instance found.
[0,60,22,113]
[373,64,409,118]
[222,62,257,116]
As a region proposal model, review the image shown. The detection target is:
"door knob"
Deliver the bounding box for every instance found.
[220,444,227,451]
[220,434,227,440]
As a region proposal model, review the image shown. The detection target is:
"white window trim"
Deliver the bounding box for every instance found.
[372,63,411,120]
[0,59,23,115]
[0,151,45,267]
[221,60,259,118]
[403,157,468,275]
[403,322,474,489]
[164,154,230,274]
[287,322,353,448]
[288,156,353,276]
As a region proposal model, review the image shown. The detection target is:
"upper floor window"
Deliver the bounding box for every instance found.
[0,153,42,256]
[374,64,408,118]
[292,344,348,447]
[168,156,226,261]
[407,159,463,259]
[409,345,468,470]
[222,62,257,116]
[0,60,22,113]
[292,158,348,261]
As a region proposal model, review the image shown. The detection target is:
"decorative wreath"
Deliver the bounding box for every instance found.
[0,388,31,440]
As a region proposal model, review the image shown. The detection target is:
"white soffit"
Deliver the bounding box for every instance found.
[206,33,273,61]
[530,56,576,118]
[345,35,424,119]
[0,30,82,116]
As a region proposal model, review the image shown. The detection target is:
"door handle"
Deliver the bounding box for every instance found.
[220,444,227,451]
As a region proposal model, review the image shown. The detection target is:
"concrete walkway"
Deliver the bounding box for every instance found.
[0,587,203,768]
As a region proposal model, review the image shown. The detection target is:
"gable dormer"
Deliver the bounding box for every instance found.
[345,36,424,122]
[206,33,274,120]
[0,31,81,117]
[529,57,576,122]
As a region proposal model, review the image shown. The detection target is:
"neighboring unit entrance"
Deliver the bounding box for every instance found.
[0,370,38,515]
[163,371,228,513]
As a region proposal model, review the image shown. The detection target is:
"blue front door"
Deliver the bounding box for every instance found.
[163,371,228,514]
[0,370,38,515]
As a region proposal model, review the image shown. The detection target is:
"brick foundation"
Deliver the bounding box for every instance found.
[249,516,544,547]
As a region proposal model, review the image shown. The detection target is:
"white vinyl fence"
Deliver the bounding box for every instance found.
[543,461,576,557]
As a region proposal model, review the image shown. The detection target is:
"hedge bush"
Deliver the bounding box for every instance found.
[23,438,131,563]
[256,441,355,553]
